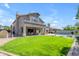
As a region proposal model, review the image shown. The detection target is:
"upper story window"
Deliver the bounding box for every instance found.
[32,16,38,22]
[24,17,30,20]
[23,16,30,22]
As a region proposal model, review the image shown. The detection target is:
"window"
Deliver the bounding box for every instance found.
[32,16,38,22]
[24,17,30,22]
[24,19,27,22]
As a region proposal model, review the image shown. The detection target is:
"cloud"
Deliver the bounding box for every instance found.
[50,23,58,28]
[53,20,58,23]
[4,3,10,8]
[50,23,63,29]
[0,9,10,18]
[0,23,3,25]
[1,18,14,23]
[0,8,14,26]
[72,17,76,20]
[41,16,59,24]
[41,12,63,29]
[0,18,14,26]
[50,23,56,27]
[7,18,14,23]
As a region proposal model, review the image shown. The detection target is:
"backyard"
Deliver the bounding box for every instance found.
[0,36,74,56]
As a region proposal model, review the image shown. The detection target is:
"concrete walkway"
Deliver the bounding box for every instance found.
[0,37,16,56]
[0,52,9,56]
[67,37,79,56]
[0,37,15,46]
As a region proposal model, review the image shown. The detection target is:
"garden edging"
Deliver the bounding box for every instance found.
[0,50,17,56]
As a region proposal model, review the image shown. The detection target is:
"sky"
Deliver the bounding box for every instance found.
[0,3,79,29]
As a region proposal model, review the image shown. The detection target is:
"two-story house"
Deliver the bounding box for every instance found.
[11,13,48,36]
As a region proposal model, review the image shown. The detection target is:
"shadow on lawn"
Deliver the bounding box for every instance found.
[60,47,70,56]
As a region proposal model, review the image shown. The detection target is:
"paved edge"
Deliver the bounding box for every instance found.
[0,37,16,46]
[0,50,17,56]
[67,37,76,56]
[0,37,18,56]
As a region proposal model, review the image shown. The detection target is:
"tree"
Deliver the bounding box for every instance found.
[76,7,79,19]
[3,26,11,30]
[64,25,71,30]
[75,7,79,30]
[64,25,76,30]
[75,22,79,26]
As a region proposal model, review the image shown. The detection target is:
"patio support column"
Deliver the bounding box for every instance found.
[43,27,45,35]
[42,28,45,35]
[23,25,26,36]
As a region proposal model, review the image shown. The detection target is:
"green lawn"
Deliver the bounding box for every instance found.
[0,36,74,56]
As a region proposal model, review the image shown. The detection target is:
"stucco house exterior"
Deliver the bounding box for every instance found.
[11,13,54,36]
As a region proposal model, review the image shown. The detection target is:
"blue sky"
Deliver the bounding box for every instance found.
[0,3,79,29]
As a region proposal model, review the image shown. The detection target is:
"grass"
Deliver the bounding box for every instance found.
[0,36,74,56]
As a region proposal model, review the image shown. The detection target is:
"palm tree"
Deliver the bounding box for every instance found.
[76,7,79,19]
